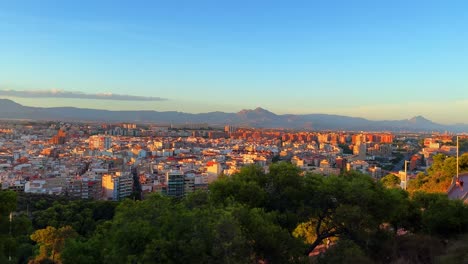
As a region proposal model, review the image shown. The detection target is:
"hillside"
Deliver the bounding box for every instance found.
[0,99,467,132]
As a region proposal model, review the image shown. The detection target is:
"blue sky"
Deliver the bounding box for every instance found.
[1,0,467,123]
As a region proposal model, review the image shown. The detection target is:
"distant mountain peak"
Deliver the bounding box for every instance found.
[0,99,466,132]
[254,107,275,114]
[0,98,26,111]
[0,98,22,106]
[409,115,432,123]
[238,107,275,115]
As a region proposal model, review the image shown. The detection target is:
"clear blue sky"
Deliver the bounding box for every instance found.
[1,0,467,123]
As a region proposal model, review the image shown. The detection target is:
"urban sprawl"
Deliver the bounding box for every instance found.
[0,121,464,200]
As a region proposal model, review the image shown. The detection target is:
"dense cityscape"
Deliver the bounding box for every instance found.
[1,119,468,263]
[2,1,468,263]
[0,120,457,200]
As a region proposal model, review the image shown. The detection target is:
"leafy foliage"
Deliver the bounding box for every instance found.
[30,226,77,263]
[412,192,468,237]
[381,173,401,188]
[32,200,116,237]
[1,163,467,263]
[315,239,373,264]
[408,153,468,193]
[0,190,17,215]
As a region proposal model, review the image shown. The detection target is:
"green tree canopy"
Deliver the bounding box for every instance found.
[30,225,77,263]
[0,190,17,216]
[17,162,468,264]
[408,153,468,193]
[412,192,468,237]
[381,173,401,189]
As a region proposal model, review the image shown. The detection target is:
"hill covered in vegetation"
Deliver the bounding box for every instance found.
[1,162,467,263]
[408,153,468,193]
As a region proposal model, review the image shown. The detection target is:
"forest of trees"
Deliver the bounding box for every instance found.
[1,162,468,263]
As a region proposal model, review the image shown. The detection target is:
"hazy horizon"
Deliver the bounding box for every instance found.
[1,97,466,126]
[1,1,467,123]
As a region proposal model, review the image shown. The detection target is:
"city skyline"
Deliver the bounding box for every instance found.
[1,1,468,123]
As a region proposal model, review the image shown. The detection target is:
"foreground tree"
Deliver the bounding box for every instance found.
[380,173,401,189]
[30,226,77,263]
[314,239,373,264]
[412,192,468,237]
[299,172,412,255]
[97,194,255,264]
[0,190,17,216]
[32,200,116,237]
[16,162,468,263]
[0,191,18,261]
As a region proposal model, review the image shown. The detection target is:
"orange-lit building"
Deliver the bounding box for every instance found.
[379,134,394,143]
[49,129,67,145]
[88,135,112,150]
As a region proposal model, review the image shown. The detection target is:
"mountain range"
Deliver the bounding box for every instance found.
[0,99,466,132]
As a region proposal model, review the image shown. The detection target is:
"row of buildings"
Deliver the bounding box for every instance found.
[0,121,403,200]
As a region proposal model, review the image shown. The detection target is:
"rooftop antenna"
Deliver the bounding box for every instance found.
[404,160,410,190]
[457,135,459,180]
